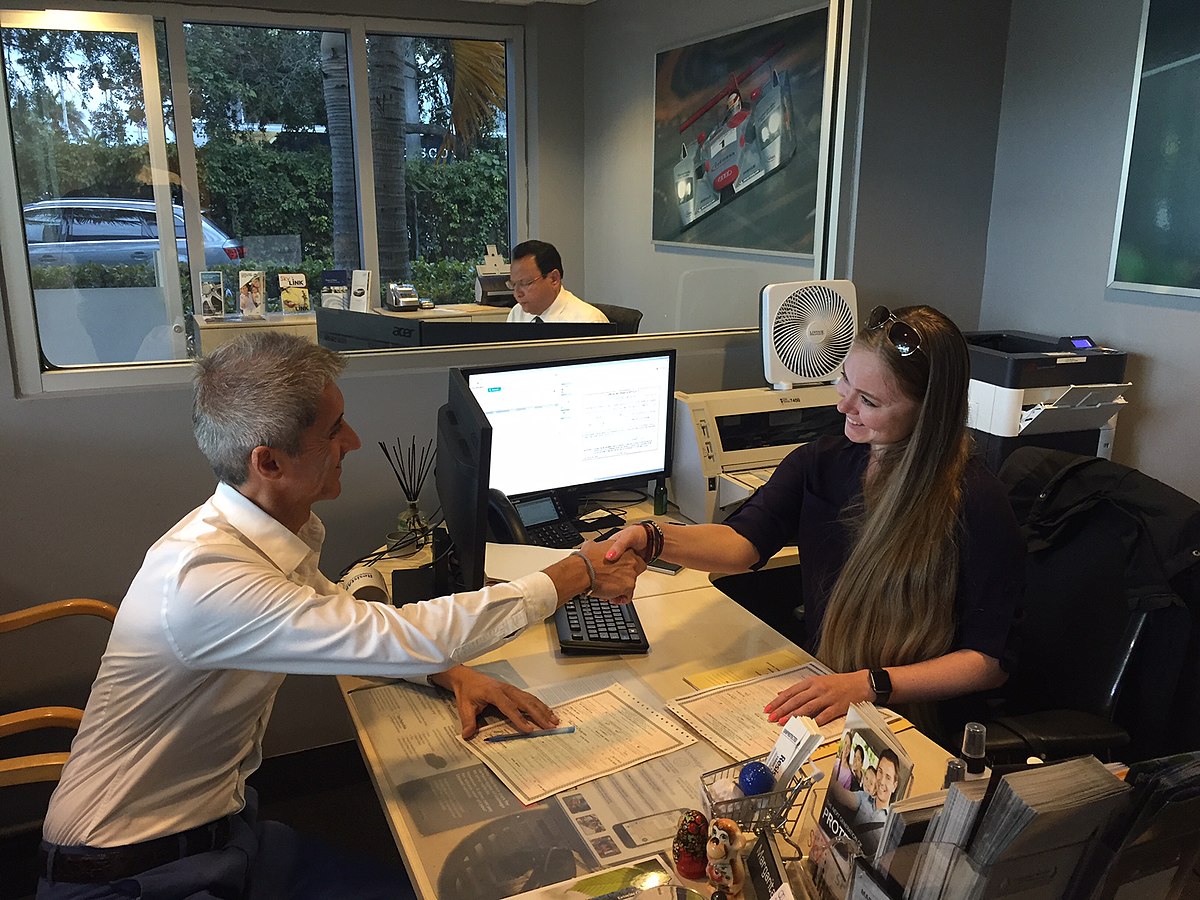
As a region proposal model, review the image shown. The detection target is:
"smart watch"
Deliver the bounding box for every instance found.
[868,668,892,706]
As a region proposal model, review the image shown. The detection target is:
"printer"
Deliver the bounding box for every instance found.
[965,330,1130,471]
[474,244,515,307]
[671,385,843,524]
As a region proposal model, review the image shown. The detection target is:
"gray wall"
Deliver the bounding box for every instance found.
[983,0,1198,501]
[846,0,1010,328]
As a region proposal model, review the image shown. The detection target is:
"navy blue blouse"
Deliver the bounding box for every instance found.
[723,435,1024,666]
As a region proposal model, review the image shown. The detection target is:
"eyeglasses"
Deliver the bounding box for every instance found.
[867,305,923,357]
[505,274,545,292]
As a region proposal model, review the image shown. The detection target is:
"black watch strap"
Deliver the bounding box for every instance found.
[869,668,892,706]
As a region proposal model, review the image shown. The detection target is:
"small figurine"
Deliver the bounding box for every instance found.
[706,817,748,900]
[672,809,710,880]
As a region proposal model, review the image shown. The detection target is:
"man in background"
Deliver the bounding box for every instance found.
[505,239,609,323]
[37,332,641,899]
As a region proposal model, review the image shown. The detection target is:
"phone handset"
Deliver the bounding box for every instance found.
[487,488,529,544]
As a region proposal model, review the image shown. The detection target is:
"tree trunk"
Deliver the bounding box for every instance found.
[369,34,411,282]
[320,32,360,269]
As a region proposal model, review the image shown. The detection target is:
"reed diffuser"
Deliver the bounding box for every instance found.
[380,437,435,539]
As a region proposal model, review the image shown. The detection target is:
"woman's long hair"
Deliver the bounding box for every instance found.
[816,306,971,673]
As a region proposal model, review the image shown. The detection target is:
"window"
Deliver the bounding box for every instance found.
[0,7,522,391]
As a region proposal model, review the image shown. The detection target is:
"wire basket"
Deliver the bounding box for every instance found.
[699,754,820,840]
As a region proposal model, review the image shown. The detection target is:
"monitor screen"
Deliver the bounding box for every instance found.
[465,350,676,499]
[435,368,492,591]
[315,307,420,350]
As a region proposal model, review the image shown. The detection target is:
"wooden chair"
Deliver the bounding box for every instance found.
[0,598,116,787]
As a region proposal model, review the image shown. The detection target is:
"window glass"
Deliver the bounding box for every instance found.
[2,23,190,366]
[366,34,509,304]
[68,209,152,240]
[183,23,355,316]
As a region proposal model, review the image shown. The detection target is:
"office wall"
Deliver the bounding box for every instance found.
[846,1,1010,328]
[580,0,820,336]
[983,0,1199,501]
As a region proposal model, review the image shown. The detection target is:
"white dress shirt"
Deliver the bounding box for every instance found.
[43,482,556,847]
[507,287,609,323]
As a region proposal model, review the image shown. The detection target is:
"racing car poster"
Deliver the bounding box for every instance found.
[652,7,829,254]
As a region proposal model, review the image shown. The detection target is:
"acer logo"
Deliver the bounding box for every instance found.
[391,326,416,338]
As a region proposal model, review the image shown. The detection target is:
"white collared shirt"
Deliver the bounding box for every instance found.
[43,483,556,847]
[506,287,609,323]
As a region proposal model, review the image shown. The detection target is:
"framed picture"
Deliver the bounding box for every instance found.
[652,6,830,255]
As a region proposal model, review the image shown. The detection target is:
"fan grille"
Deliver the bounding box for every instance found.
[772,284,856,380]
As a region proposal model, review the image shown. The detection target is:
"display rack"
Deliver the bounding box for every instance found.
[699,753,821,857]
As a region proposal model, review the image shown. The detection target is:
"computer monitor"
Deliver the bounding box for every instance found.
[420,320,618,346]
[315,307,420,350]
[435,367,492,591]
[464,349,677,502]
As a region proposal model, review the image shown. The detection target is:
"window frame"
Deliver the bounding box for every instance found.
[0,2,526,395]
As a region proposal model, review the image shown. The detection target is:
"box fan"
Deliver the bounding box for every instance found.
[760,280,858,390]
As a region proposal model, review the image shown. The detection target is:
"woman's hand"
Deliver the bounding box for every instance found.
[430,664,559,739]
[603,524,649,564]
[764,671,873,726]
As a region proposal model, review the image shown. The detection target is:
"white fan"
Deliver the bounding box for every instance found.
[761,280,858,390]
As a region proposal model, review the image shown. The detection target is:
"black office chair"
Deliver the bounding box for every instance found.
[982,447,1200,764]
[590,303,643,335]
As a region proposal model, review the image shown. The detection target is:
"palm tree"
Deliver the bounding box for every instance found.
[321,34,505,280]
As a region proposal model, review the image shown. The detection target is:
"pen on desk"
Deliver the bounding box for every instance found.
[483,725,576,743]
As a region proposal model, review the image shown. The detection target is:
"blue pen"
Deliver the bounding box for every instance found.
[483,725,576,743]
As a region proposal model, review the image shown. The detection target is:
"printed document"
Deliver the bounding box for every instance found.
[668,662,899,761]
[461,684,697,805]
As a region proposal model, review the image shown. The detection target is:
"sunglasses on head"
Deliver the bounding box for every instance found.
[867,306,923,357]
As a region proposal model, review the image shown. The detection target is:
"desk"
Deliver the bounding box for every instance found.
[340,543,950,900]
[376,303,510,323]
[192,312,317,354]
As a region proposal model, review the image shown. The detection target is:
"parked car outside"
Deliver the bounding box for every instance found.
[22,198,244,270]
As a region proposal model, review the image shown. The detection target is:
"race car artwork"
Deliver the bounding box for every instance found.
[673,68,796,230]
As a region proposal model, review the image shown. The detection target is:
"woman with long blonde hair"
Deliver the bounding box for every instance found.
[607,305,1023,730]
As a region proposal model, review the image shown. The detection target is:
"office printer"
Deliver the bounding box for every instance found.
[474,244,515,307]
[965,330,1130,470]
[671,385,843,524]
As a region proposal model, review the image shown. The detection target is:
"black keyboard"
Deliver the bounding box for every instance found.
[527,519,584,549]
[555,597,650,655]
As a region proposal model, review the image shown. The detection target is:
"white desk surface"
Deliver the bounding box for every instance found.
[339,542,949,900]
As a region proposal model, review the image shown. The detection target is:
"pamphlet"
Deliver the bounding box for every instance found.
[320,269,350,309]
[278,272,310,312]
[238,270,265,318]
[810,703,914,899]
[199,271,224,318]
[349,269,372,311]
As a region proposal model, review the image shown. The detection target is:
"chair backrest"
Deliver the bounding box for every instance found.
[998,447,1200,760]
[0,598,117,788]
[589,303,643,335]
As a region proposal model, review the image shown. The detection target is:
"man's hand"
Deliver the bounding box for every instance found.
[578,538,646,604]
[430,664,559,739]
[763,671,873,727]
[546,539,646,606]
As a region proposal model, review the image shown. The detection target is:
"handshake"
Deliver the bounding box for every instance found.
[549,523,664,607]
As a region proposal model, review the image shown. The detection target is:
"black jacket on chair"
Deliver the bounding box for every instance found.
[997,447,1200,761]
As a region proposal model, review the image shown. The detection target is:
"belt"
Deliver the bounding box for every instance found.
[40,816,233,884]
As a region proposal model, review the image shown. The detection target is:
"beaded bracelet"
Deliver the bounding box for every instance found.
[639,519,665,563]
[571,549,596,598]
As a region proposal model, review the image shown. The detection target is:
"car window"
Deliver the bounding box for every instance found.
[67,208,153,241]
[150,213,188,239]
[23,209,62,244]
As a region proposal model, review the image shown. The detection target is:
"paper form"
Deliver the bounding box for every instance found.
[667,663,900,761]
[461,684,698,805]
[684,648,807,690]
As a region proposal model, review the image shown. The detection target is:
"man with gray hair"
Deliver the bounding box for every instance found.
[37,332,643,899]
